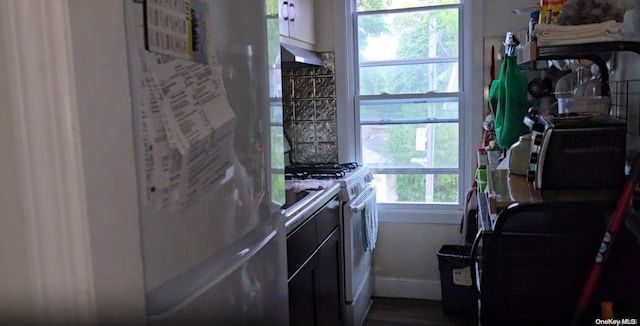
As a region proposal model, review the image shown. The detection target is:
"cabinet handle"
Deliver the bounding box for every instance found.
[289,2,295,22]
[282,1,289,21]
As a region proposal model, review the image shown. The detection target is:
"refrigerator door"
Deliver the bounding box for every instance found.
[124,0,288,324]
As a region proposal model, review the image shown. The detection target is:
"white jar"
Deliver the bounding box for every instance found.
[508,134,531,176]
[477,147,488,168]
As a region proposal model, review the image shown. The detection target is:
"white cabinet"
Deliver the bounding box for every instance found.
[279,0,316,50]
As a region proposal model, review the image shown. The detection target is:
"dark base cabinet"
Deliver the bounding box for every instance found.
[287,197,344,326]
[288,253,318,326]
[315,229,342,326]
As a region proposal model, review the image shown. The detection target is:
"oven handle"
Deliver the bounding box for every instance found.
[350,185,376,214]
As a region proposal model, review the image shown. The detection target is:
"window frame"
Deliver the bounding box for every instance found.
[334,0,483,221]
[354,1,463,207]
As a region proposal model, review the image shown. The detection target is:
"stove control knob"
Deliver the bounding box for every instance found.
[529,152,538,164]
[351,183,362,198]
[364,172,373,183]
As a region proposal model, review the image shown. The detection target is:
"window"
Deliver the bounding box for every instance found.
[354,0,462,205]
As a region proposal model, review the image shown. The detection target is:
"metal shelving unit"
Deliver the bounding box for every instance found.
[519,40,640,122]
[519,40,640,93]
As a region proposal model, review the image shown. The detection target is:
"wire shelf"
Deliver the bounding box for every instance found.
[609,80,640,135]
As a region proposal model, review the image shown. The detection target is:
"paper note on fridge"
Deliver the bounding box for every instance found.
[143,52,236,153]
[183,61,235,144]
[139,51,235,210]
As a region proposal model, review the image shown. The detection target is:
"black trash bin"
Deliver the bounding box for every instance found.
[437,245,477,318]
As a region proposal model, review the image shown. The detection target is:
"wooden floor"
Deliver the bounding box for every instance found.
[363,297,477,326]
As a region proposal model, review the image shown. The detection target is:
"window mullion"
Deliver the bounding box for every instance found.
[356,92,461,101]
[360,57,458,67]
[370,168,458,174]
[360,119,458,125]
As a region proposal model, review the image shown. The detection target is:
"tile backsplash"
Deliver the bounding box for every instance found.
[282,52,338,164]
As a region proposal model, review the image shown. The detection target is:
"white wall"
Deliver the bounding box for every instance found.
[373,223,463,300]
[484,0,535,37]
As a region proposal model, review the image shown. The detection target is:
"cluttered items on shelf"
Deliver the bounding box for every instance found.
[532,0,636,46]
[534,20,624,46]
[555,0,633,25]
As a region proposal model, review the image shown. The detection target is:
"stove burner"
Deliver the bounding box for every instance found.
[284,162,360,180]
[284,171,310,180]
[338,162,359,171]
[310,172,346,179]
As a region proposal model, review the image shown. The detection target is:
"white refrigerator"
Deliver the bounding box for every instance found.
[124,0,288,324]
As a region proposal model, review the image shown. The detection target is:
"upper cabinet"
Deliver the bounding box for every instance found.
[279,0,316,50]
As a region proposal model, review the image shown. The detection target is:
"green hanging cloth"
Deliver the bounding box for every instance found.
[488,55,529,149]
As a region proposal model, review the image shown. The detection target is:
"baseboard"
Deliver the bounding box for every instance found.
[373,276,442,301]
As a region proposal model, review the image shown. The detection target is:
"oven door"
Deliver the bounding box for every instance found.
[343,184,377,303]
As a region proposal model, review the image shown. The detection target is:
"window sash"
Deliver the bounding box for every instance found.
[355,3,460,15]
[357,92,462,124]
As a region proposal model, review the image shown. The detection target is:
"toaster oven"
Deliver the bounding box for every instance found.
[526,115,626,199]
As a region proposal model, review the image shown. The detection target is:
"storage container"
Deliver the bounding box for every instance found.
[557,96,609,116]
[437,245,477,318]
[508,134,531,176]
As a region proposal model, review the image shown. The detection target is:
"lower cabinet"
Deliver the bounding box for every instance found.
[314,229,343,326]
[287,198,343,326]
[288,253,318,325]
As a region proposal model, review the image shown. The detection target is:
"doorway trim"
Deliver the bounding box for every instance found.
[0,0,97,323]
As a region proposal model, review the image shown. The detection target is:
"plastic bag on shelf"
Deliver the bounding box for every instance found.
[488,54,529,149]
[556,0,636,25]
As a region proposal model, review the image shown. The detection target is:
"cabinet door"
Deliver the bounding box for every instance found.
[279,0,316,48]
[278,0,290,40]
[315,228,344,326]
[289,228,343,326]
[315,197,339,243]
[286,214,317,278]
[288,253,319,326]
[288,0,315,46]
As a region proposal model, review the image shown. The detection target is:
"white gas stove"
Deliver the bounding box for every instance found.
[284,163,372,203]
